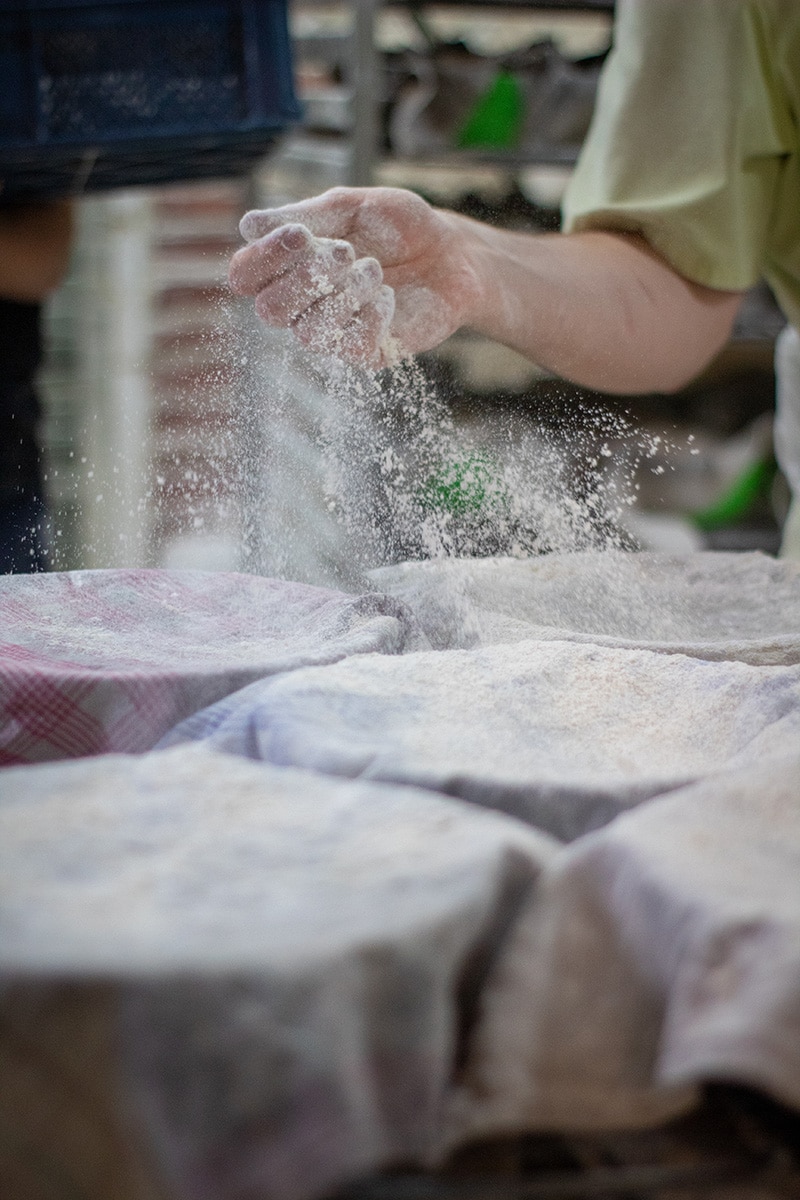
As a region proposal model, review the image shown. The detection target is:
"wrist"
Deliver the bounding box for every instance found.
[433,208,501,334]
[444,210,552,341]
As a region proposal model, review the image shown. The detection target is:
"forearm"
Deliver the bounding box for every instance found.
[231,187,743,387]
[450,217,743,395]
[0,199,75,302]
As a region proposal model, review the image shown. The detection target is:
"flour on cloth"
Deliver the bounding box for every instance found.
[369,550,800,663]
[160,639,800,843]
[0,568,425,765]
[3,740,799,1196]
[447,751,800,1143]
[0,743,553,1200]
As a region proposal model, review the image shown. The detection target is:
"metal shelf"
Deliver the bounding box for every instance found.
[390,0,612,8]
[292,0,609,185]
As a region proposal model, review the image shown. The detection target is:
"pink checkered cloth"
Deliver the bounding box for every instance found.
[0,569,419,766]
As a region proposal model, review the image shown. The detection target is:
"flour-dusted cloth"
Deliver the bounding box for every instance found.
[447,751,800,1143]
[0,569,424,765]
[0,744,555,1200]
[159,638,800,843]
[368,550,800,664]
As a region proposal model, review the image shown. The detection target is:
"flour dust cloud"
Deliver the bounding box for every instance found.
[42,290,673,584]
[241,330,675,589]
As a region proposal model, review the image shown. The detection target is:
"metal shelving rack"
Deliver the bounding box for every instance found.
[343,0,613,184]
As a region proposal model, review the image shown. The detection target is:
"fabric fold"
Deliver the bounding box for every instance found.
[368,551,800,663]
[0,743,554,1200]
[0,569,425,764]
[160,636,800,844]
[447,752,800,1145]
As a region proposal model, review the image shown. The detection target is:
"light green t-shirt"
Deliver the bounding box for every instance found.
[563,0,800,329]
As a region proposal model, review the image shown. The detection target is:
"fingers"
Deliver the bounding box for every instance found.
[289,256,383,340]
[294,281,396,367]
[230,187,405,367]
[348,286,399,368]
[229,223,332,296]
[230,217,396,365]
[245,235,357,320]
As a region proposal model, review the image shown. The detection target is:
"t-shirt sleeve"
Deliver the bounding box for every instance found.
[562,0,792,293]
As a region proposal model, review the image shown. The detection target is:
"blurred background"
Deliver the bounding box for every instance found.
[8,0,789,579]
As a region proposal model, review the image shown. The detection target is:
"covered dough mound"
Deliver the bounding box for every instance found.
[369,550,800,663]
[160,636,800,843]
[0,744,553,1200]
[0,568,423,764]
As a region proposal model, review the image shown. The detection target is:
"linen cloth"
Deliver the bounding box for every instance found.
[0,568,422,765]
[2,746,799,1199]
[0,744,554,1200]
[368,550,800,662]
[448,750,800,1142]
[3,552,800,1200]
[159,635,800,843]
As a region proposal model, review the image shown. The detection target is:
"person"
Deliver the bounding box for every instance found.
[229,0,800,558]
[0,196,74,573]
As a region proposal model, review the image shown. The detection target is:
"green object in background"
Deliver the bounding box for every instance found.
[420,450,508,517]
[456,69,525,150]
[692,455,777,532]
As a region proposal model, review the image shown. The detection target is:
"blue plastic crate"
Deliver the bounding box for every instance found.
[0,0,301,196]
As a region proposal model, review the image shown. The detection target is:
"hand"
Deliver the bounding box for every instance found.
[228,186,482,368]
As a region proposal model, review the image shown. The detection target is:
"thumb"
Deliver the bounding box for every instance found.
[240,192,360,244]
[239,208,294,242]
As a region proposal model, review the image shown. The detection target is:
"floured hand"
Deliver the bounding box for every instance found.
[228,187,482,369]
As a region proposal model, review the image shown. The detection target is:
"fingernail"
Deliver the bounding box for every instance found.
[279,224,310,250]
[332,242,355,265]
[239,210,265,240]
[358,257,382,285]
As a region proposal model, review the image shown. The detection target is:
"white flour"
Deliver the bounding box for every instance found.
[368,551,800,663]
[313,352,669,578]
[236,218,673,577]
[236,315,678,589]
[239,224,676,576]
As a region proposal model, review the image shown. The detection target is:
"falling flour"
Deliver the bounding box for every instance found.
[312,351,672,576]
[209,223,685,589]
[233,307,682,589]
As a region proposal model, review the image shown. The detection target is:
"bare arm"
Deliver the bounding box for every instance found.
[455,217,743,394]
[229,186,742,394]
[0,199,75,302]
